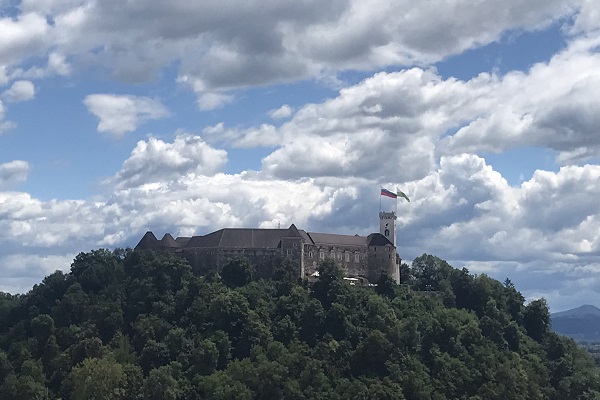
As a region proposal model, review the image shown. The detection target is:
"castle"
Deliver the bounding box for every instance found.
[135,211,401,283]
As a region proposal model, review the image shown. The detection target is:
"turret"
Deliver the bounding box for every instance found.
[379,211,397,246]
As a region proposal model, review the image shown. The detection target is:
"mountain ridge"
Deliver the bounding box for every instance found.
[552,304,600,342]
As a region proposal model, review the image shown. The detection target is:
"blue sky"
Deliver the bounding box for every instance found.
[1,0,600,312]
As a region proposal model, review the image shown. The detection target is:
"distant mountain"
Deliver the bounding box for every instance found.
[552,305,600,342]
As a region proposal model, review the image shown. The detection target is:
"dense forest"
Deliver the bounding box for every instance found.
[1,249,599,399]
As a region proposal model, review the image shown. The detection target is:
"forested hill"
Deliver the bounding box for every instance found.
[1,250,599,400]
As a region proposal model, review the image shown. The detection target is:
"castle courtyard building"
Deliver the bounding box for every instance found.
[135,212,401,283]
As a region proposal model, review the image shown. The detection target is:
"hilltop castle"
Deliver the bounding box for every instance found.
[135,211,401,283]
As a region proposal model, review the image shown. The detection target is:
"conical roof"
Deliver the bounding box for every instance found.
[135,231,159,250]
[160,233,179,248]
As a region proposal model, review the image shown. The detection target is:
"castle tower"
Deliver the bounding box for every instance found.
[379,211,397,246]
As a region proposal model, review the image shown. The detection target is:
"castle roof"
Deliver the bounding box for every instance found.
[366,233,394,246]
[135,231,160,250]
[184,225,304,249]
[136,224,395,252]
[160,233,179,248]
[307,232,367,247]
[175,237,191,246]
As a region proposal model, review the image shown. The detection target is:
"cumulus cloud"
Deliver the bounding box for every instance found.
[1,80,35,102]
[227,68,493,181]
[202,123,281,148]
[0,160,30,189]
[111,134,228,189]
[188,36,600,184]
[268,104,293,119]
[0,0,592,106]
[0,13,49,65]
[83,94,170,137]
[440,36,600,164]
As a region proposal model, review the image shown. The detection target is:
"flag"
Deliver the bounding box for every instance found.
[380,188,397,198]
[397,188,410,202]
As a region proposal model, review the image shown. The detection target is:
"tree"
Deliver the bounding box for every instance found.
[67,356,127,400]
[523,298,550,342]
[375,273,397,299]
[311,260,347,309]
[142,365,181,400]
[411,254,453,292]
[220,257,256,288]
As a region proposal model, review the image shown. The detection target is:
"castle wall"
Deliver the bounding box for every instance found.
[367,244,399,283]
[182,247,283,278]
[301,244,370,278]
[150,243,398,284]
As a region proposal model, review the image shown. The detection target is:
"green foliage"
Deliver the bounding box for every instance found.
[524,298,550,342]
[221,257,256,288]
[0,249,598,399]
[67,356,127,400]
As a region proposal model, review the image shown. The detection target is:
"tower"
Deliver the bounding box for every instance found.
[379,211,397,246]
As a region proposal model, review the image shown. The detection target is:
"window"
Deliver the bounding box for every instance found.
[308,251,313,258]
[319,252,325,260]
[345,253,350,262]
[286,249,291,256]
[355,254,360,262]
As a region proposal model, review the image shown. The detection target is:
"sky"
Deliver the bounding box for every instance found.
[1,0,599,312]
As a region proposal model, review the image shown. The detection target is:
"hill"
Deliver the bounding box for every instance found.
[552,305,600,342]
[0,249,599,399]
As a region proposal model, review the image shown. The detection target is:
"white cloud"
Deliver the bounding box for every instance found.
[1,80,35,102]
[0,253,76,294]
[202,123,281,148]
[268,104,293,119]
[0,0,590,107]
[0,13,50,65]
[197,92,234,111]
[111,134,228,189]
[569,0,600,34]
[83,94,170,137]
[0,65,8,85]
[7,53,72,80]
[235,68,492,181]
[0,160,31,189]
[440,36,600,164]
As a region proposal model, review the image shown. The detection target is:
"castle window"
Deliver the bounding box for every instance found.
[319,252,325,260]
[355,254,360,262]
[345,253,350,262]
[308,251,313,258]
[385,228,389,237]
[286,249,292,256]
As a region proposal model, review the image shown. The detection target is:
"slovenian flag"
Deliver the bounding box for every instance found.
[380,188,397,198]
